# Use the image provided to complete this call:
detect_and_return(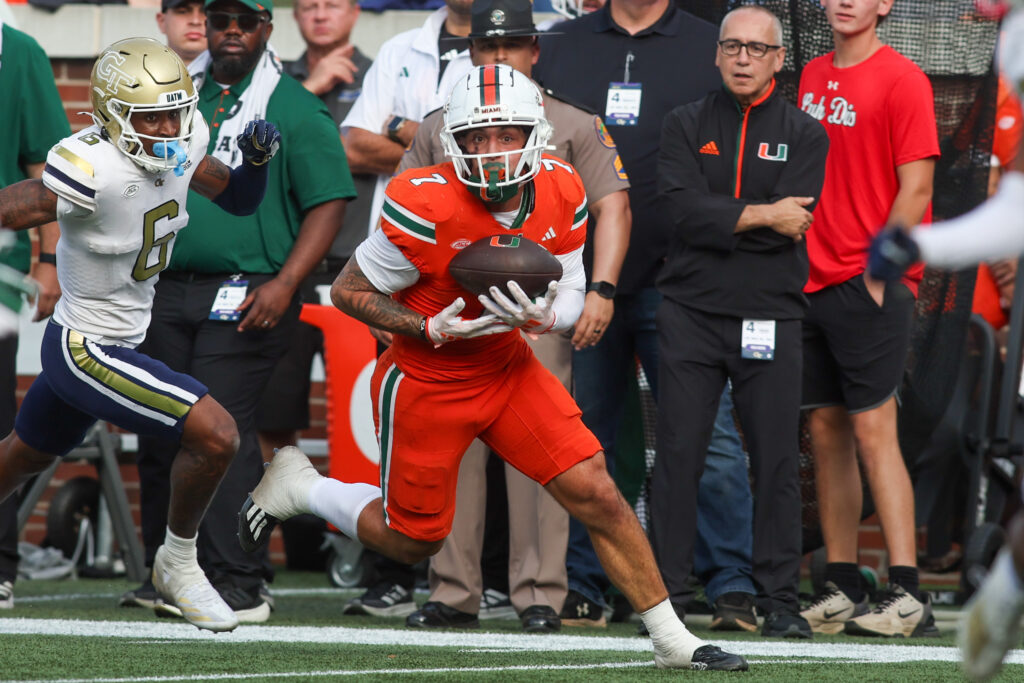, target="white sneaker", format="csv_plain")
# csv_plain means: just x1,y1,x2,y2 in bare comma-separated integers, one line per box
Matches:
960,549,1024,681
151,545,238,632
800,581,869,634
0,580,13,609
479,588,517,620
844,584,939,638
239,446,321,553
